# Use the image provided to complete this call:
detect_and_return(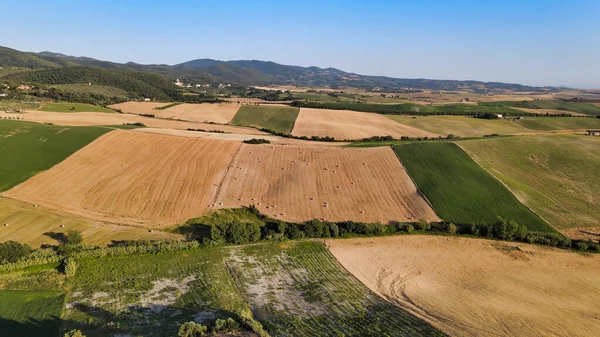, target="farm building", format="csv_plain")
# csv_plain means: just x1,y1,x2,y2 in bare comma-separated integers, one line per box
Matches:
585,130,600,136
